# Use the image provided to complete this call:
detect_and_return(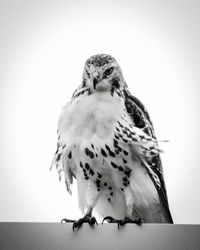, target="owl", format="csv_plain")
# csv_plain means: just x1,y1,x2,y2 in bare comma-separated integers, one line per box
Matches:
51,54,173,230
